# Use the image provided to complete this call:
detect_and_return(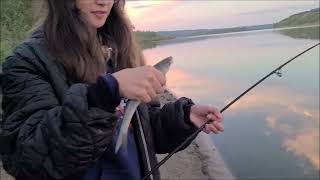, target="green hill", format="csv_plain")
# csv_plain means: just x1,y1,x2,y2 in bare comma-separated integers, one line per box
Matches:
274,8,320,28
